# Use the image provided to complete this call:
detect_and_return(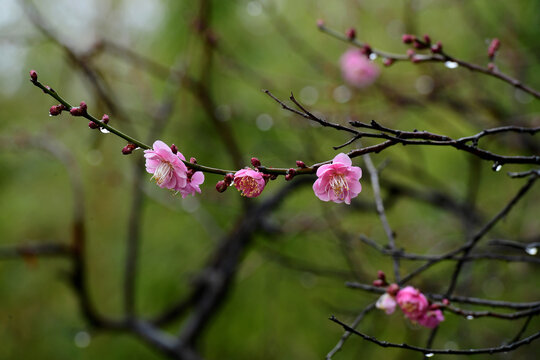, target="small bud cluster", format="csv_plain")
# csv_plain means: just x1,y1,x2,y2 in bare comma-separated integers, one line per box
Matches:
89,114,110,130
122,143,137,155
29,70,38,83
402,33,444,62
70,101,88,117
345,27,356,40
49,104,66,116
